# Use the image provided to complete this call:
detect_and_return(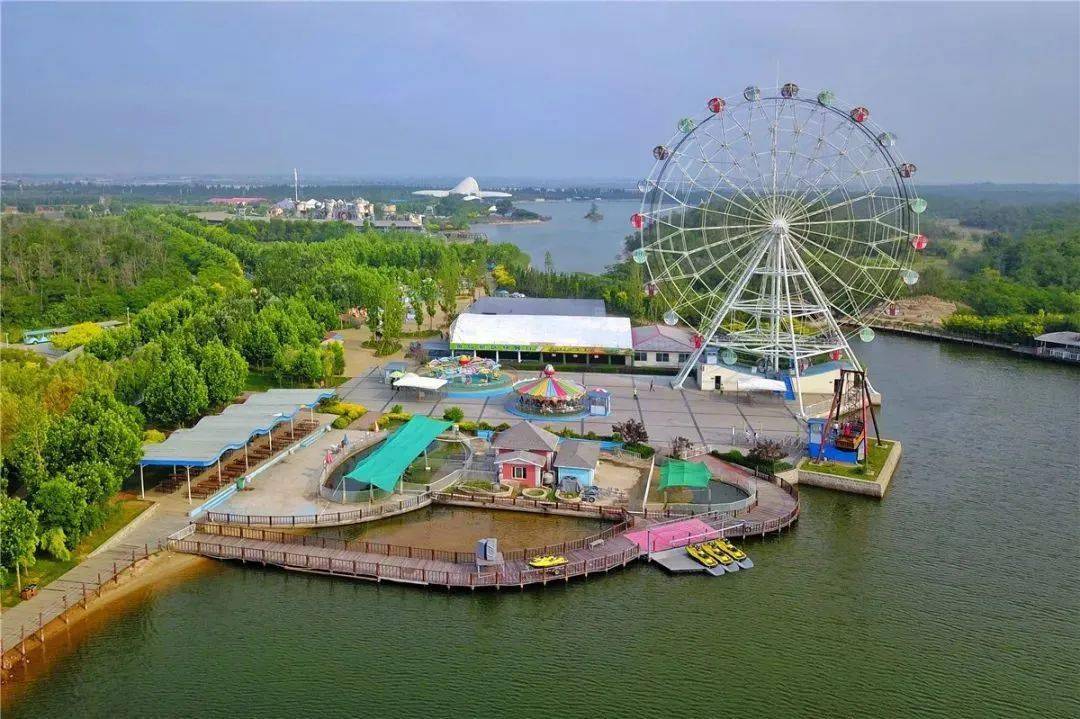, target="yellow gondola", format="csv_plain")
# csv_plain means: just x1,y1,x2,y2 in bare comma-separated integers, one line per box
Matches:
701,542,734,565
685,543,717,568
528,555,568,569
